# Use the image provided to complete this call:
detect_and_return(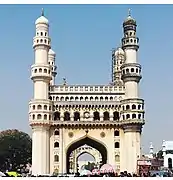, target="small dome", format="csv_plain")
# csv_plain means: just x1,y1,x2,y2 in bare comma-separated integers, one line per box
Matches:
35,16,49,25
48,49,56,56
123,9,136,26
115,47,124,56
